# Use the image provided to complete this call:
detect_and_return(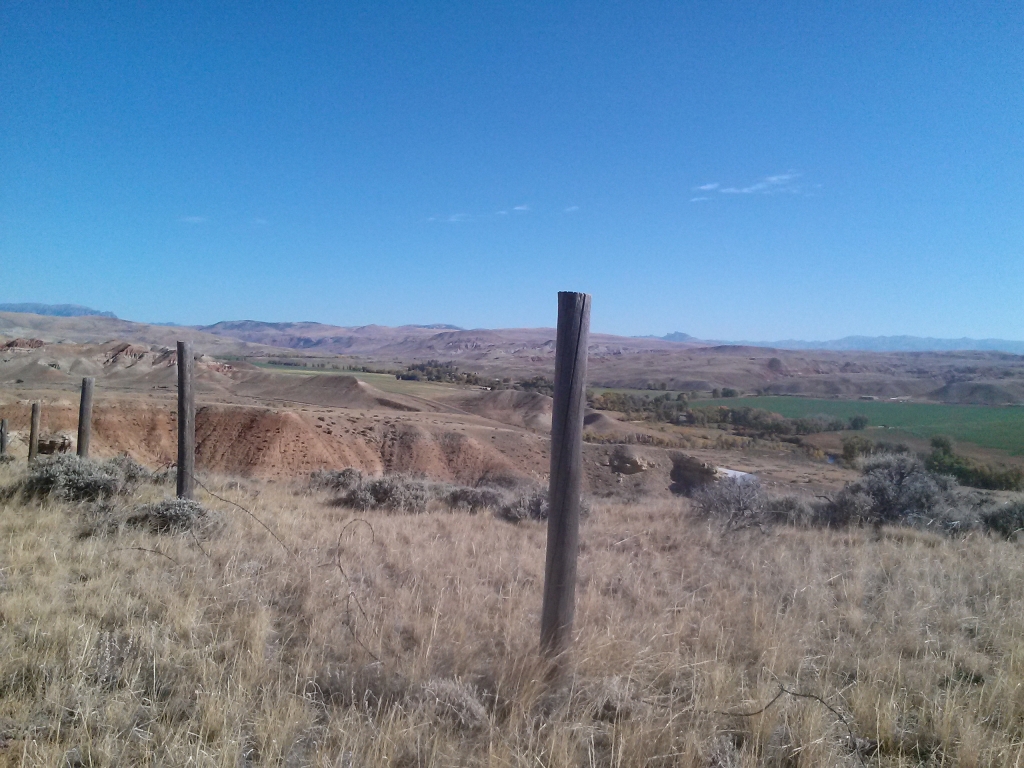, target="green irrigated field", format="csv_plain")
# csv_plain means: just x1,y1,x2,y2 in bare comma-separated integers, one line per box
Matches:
691,396,1024,455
